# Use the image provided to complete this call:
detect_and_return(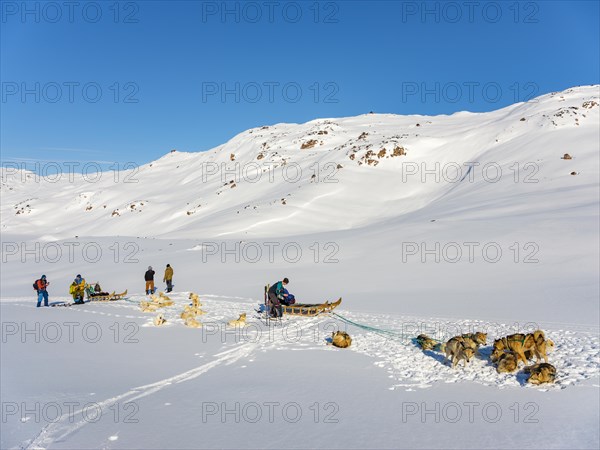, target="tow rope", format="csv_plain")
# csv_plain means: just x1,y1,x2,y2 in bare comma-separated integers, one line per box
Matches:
329,312,407,341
